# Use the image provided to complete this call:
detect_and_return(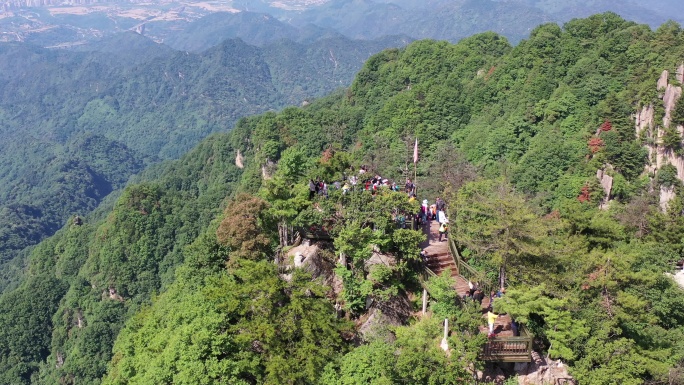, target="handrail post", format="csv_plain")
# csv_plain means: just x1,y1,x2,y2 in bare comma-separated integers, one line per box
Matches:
527,336,533,358
422,288,428,315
